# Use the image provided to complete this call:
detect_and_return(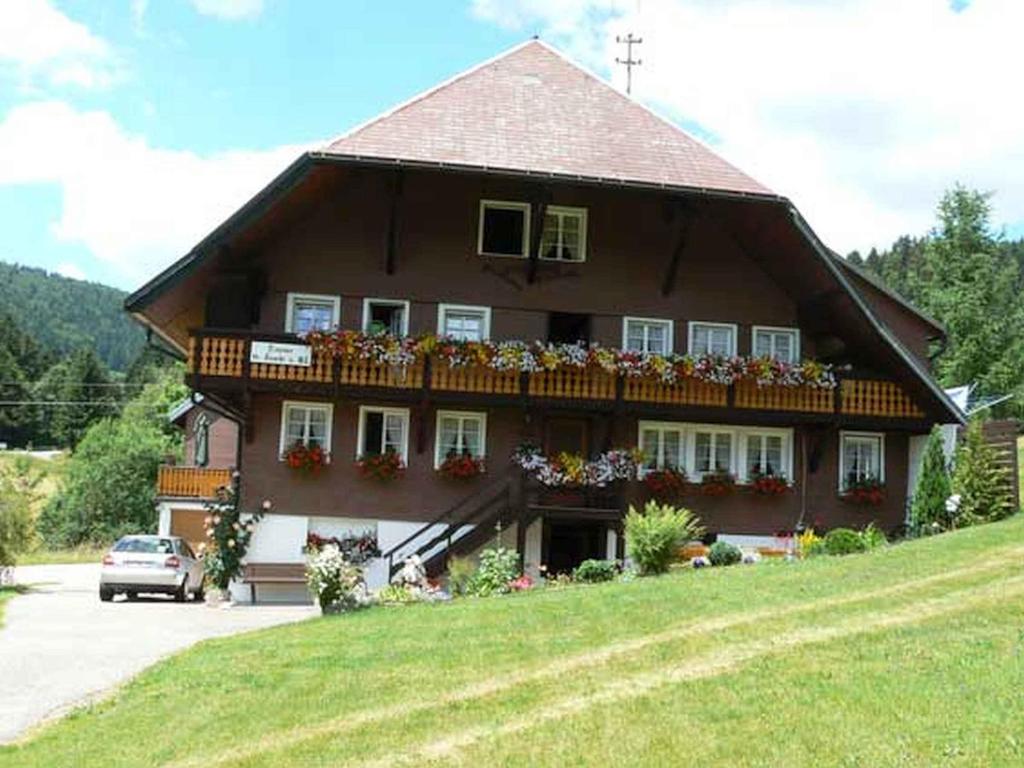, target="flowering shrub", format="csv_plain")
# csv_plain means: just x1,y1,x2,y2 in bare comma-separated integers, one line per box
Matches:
700,472,736,496
508,574,534,591
467,546,521,596
796,528,825,557
750,473,790,496
512,443,641,487
305,544,370,613
356,450,405,482
841,477,885,505
438,453,486,480
643,467,688,502
304,531,380,564
202,484,266,591
282,441,328,474
304,330,838,389
823,528,868,556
